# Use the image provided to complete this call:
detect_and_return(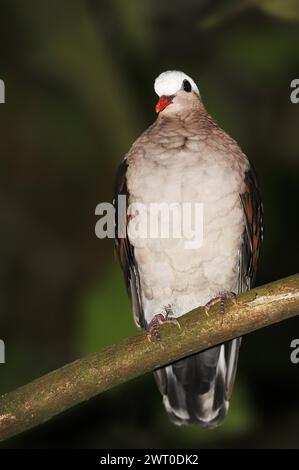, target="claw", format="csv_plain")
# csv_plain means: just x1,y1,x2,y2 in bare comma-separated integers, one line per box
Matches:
147,311,180,342
204,291,237,324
